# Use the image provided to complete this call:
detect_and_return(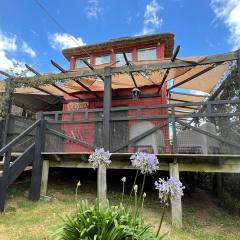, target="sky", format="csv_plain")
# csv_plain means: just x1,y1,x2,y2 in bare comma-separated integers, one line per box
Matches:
0,0,239,77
